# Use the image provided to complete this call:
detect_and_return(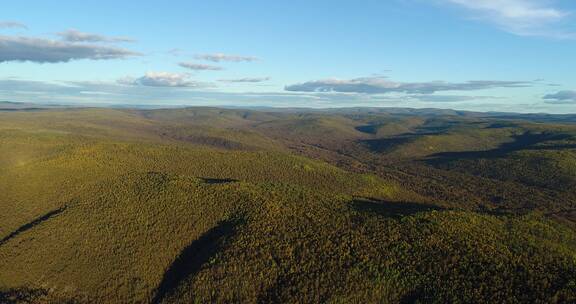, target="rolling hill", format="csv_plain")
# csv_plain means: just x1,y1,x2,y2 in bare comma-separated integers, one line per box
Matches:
1,105,575,303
